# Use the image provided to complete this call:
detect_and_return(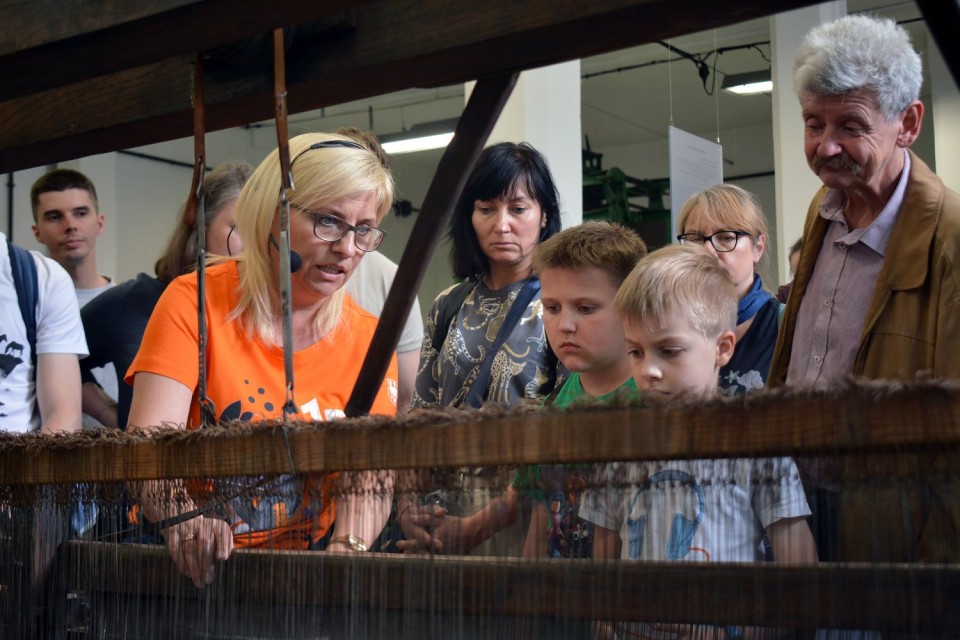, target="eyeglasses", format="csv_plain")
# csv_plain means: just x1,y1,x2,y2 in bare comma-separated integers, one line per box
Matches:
677,230,752,253
292,205,386,252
